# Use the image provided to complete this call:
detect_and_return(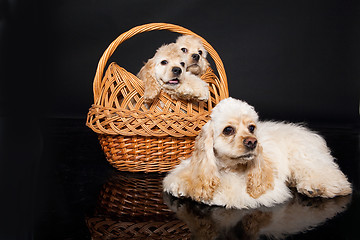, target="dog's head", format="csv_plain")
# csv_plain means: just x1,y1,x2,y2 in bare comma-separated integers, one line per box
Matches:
137,43,187,102
176,35,209,76
210,98,260,168
190,98,274,199
153,43,186,89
